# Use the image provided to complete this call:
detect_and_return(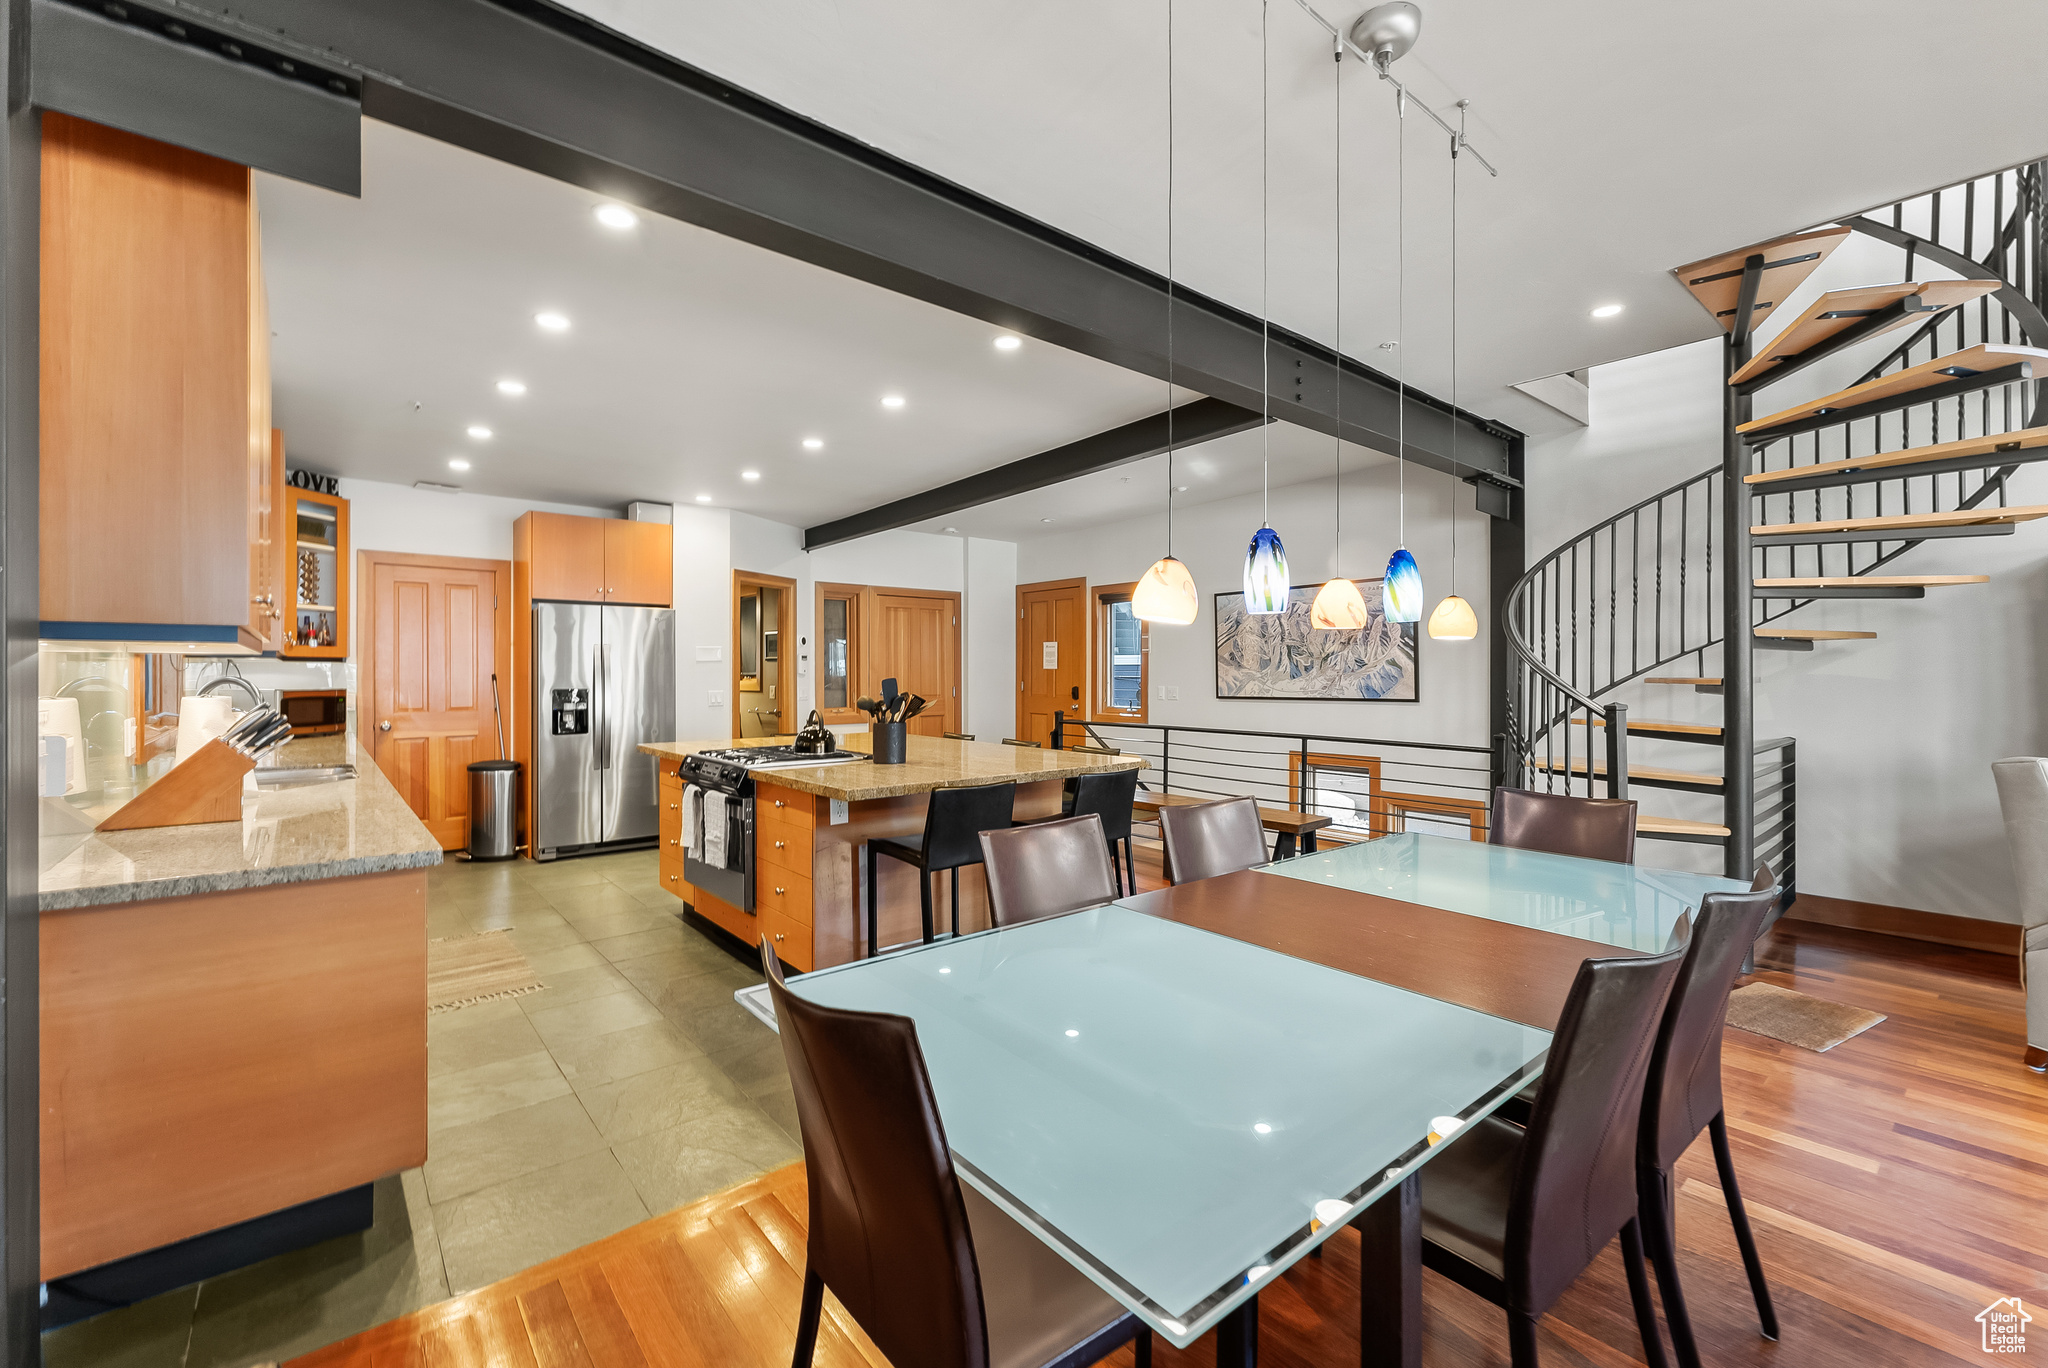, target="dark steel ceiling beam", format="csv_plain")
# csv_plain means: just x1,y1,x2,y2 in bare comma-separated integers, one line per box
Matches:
172,0,1520,486
802,398,1264,550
